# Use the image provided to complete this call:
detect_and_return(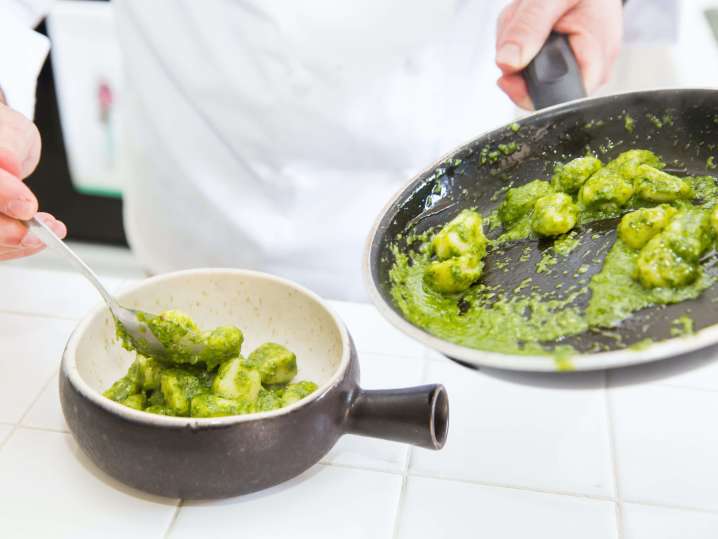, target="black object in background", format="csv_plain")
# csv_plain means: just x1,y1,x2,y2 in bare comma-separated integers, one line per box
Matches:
27,19,127,247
